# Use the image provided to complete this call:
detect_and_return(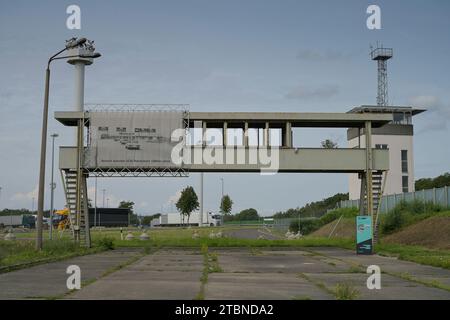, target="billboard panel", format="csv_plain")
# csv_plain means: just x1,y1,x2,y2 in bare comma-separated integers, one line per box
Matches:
356,215,373,255
85,110,184,168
